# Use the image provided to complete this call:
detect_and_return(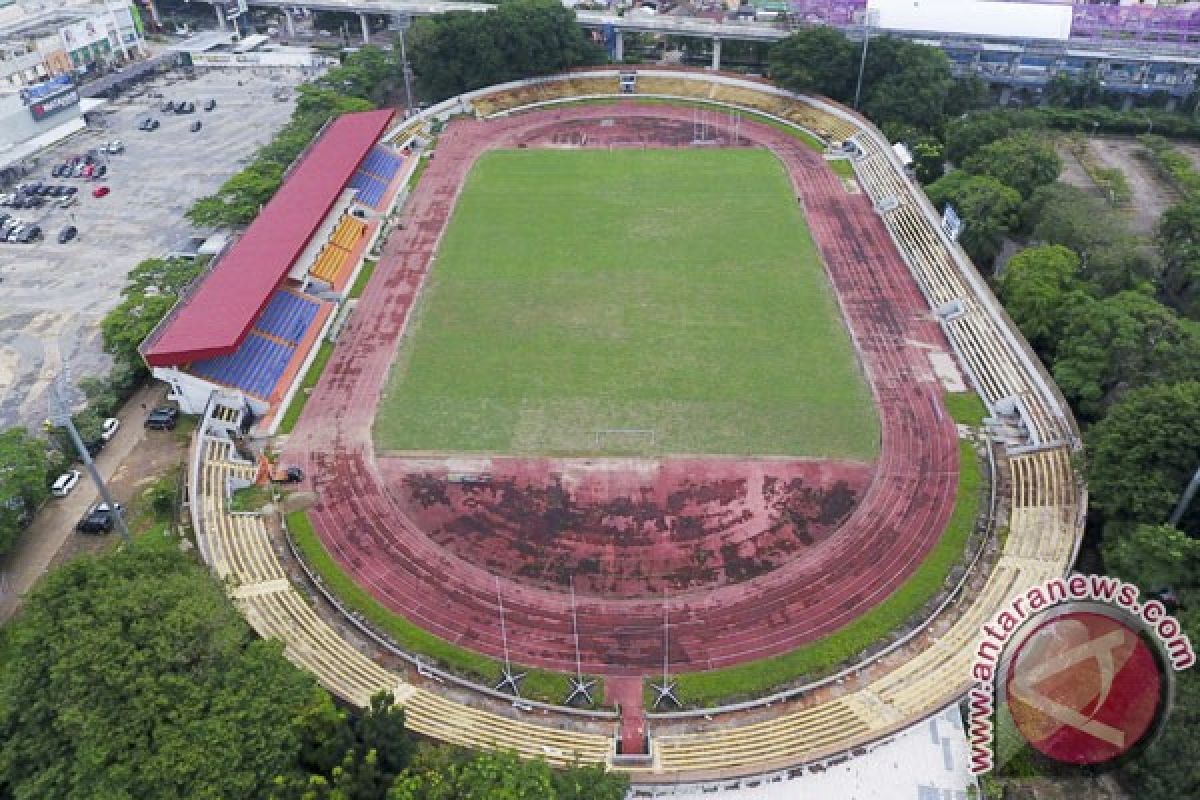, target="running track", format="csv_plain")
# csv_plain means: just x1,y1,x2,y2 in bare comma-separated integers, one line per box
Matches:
284,104,960,679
